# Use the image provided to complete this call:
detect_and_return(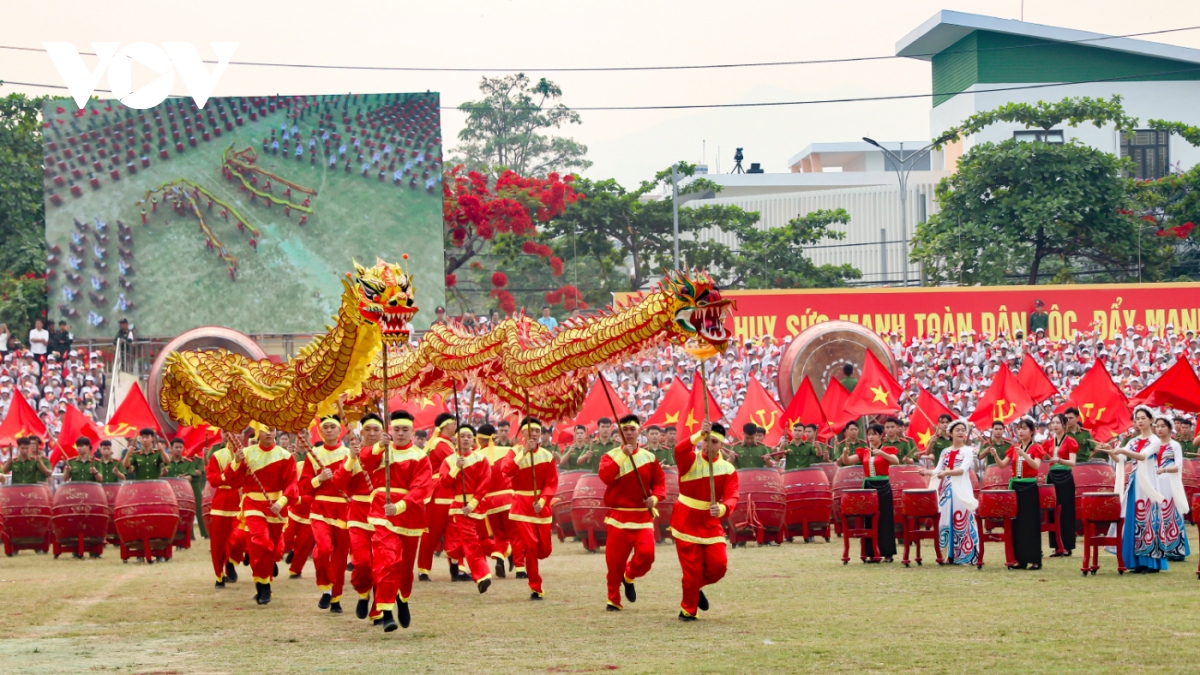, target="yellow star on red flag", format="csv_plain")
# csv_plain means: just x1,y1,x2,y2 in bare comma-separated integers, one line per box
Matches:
870,386,889,404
